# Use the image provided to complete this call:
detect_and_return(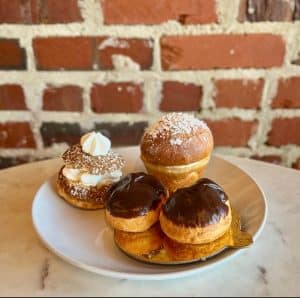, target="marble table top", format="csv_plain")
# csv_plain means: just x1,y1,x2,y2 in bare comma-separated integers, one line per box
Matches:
0,153,299,297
